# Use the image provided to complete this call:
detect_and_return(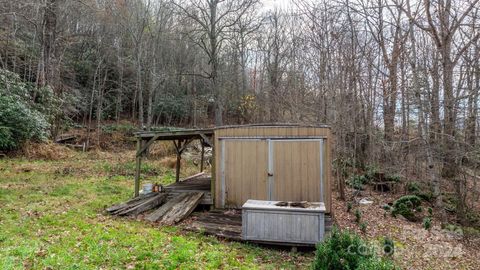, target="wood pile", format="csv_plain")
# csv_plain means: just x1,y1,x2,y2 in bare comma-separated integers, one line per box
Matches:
106,191,203,225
